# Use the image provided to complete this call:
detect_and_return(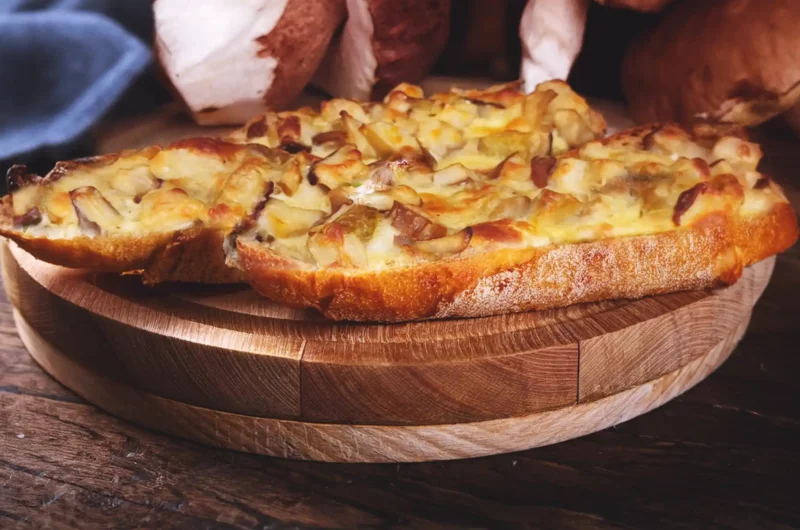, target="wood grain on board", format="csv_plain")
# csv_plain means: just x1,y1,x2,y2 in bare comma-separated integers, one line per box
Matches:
578,259,773,401
12,305,749,463
0,238,773,461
